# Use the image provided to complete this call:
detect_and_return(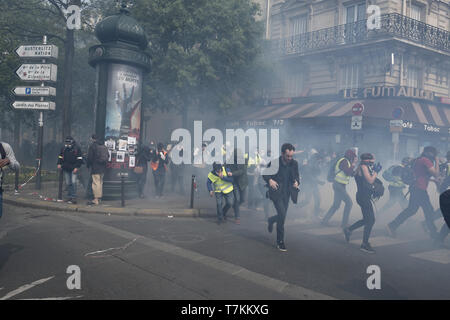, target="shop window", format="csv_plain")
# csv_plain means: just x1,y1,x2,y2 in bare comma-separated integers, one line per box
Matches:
339,63,360,90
